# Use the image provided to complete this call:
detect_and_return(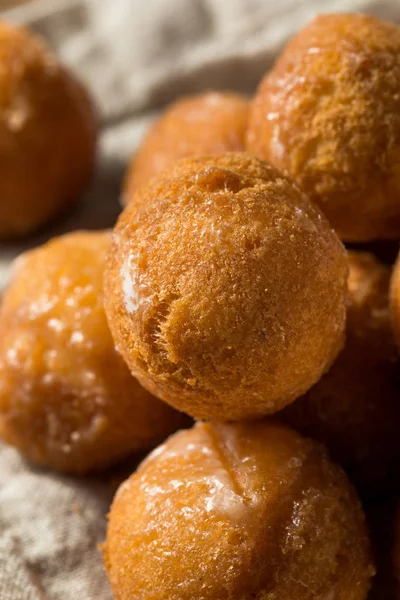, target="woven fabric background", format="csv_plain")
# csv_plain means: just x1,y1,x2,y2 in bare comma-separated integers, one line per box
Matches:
0,0,400,597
